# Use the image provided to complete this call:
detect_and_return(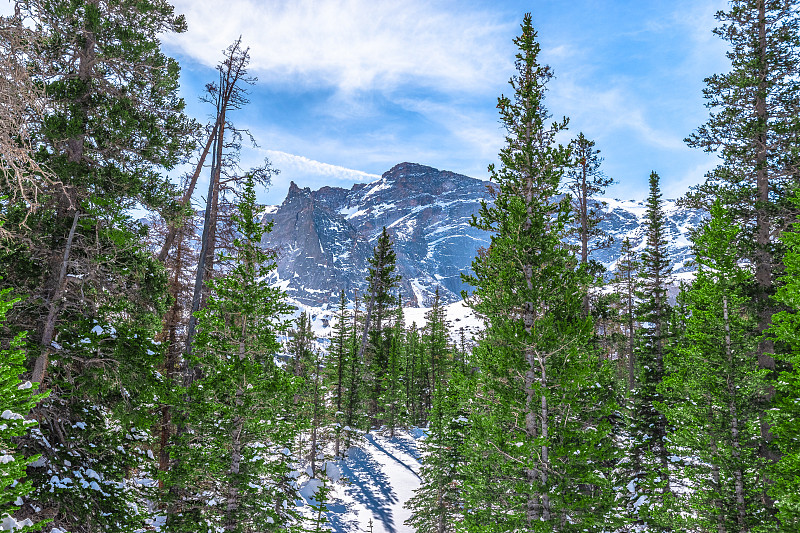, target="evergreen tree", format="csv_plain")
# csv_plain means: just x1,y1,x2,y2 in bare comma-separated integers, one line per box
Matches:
164,176,300,532
380,295,408,437
404,322,425,426
0,1,194,530
289,312,316,381
423,288,450,413
359,227,401,428
662,201,765,531
565,132,613,316
0,285,47,531
327,290,350,458
405,368,470,533
342,291,366,448
614,237,640,395
685,3,800,503
460,14,620,531
629,171,675,529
